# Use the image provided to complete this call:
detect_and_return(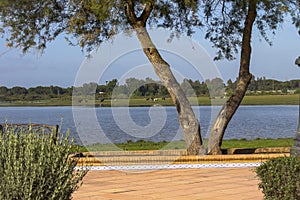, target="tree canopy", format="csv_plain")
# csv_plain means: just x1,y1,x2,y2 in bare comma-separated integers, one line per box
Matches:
1,0,298,57
203,0,300,60
0,0,202,53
